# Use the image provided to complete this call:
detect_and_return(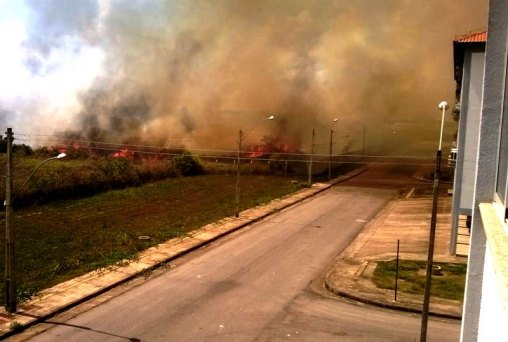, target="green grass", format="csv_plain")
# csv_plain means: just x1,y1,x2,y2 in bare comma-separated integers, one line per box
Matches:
372,260,467,301
0,152,351,303
0,174,303,302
